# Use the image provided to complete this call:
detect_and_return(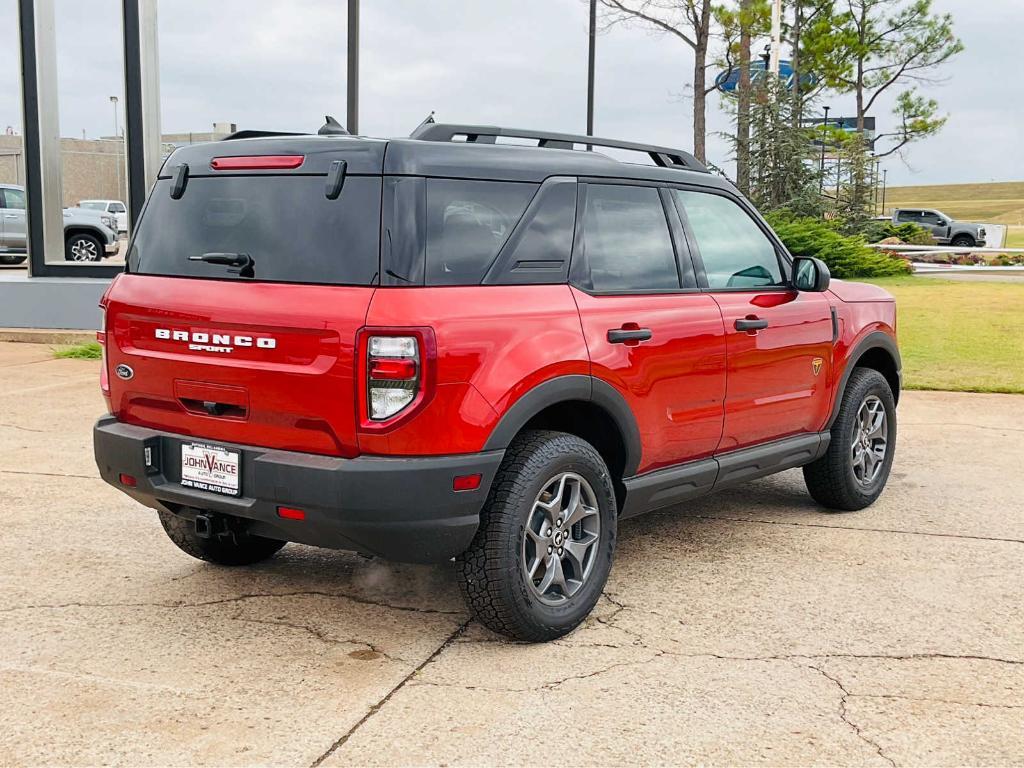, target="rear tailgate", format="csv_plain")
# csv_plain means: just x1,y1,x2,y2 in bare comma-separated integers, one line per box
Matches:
105,275,372,456
105,139,385,457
